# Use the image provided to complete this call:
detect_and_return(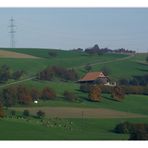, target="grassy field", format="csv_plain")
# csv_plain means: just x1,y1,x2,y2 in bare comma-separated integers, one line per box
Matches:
1,117,148,140
0,48,148,140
